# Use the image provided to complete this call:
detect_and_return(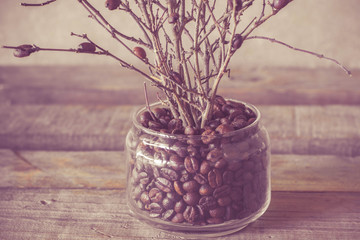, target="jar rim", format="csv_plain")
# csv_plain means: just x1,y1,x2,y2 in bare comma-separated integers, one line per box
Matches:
132,99,261,139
